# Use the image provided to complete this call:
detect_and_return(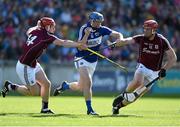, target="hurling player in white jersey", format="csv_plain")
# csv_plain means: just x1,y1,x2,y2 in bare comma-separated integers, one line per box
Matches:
54,12,123,115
